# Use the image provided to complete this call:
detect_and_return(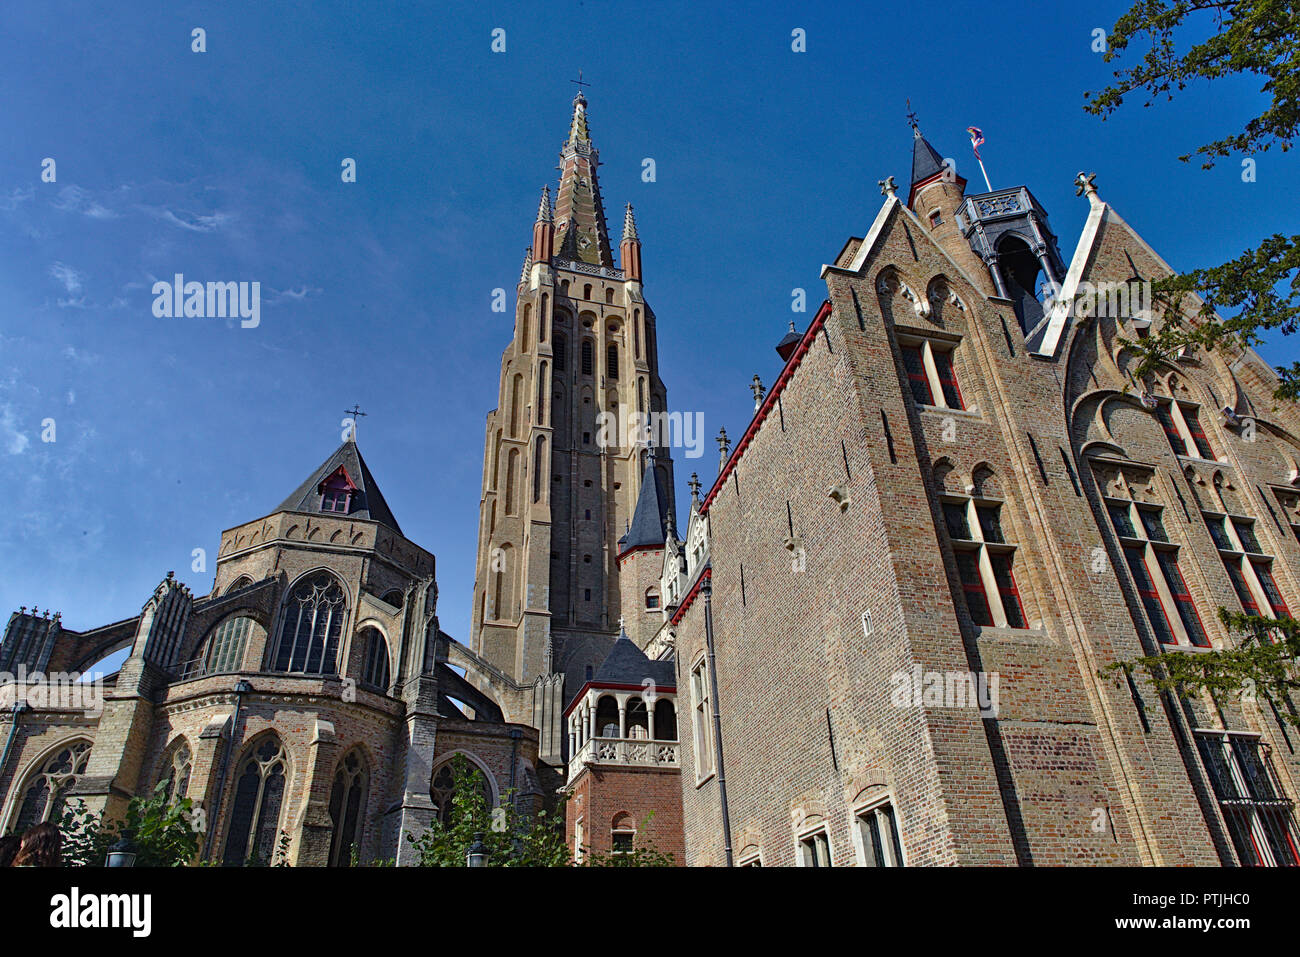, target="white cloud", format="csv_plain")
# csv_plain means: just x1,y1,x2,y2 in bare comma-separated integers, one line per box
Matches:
1,405,29,455
52,185,118,220
49,261,84,295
